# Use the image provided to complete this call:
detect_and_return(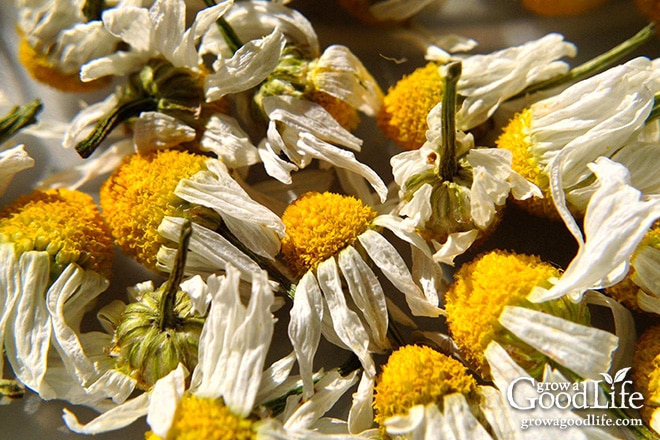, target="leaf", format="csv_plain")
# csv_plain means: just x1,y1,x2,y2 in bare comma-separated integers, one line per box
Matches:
600,372,613,384
613,367,631,383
